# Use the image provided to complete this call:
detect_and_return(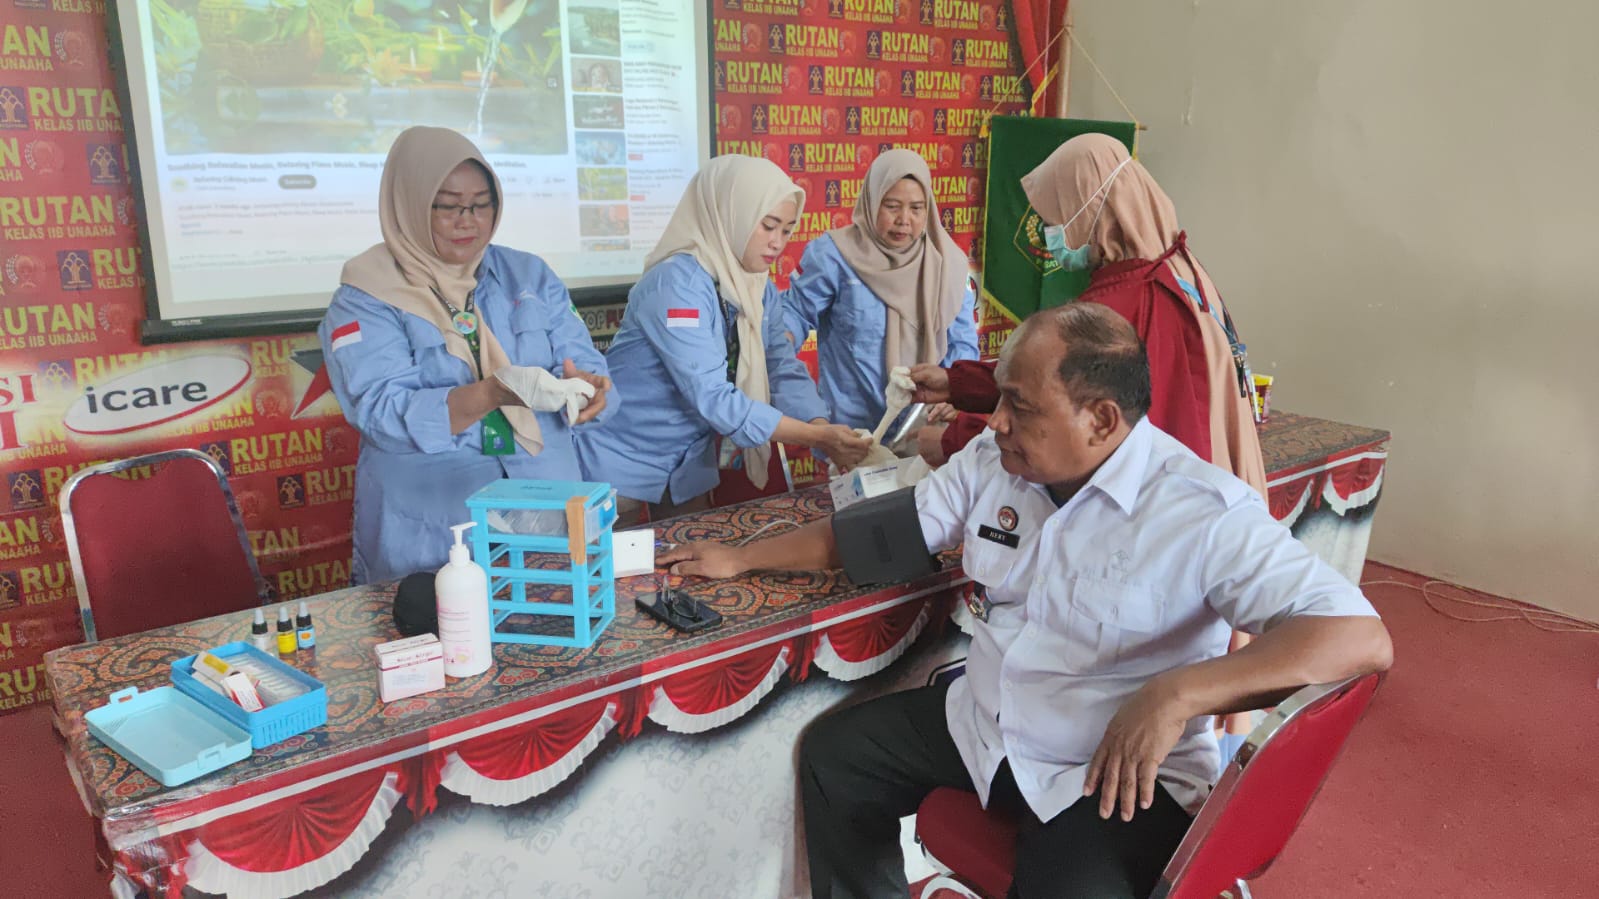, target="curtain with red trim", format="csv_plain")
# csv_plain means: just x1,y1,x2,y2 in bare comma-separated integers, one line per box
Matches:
822,600,929,664
657,642,789,714
1267,456,1386,528
192,768,389,872
452,699,614,780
